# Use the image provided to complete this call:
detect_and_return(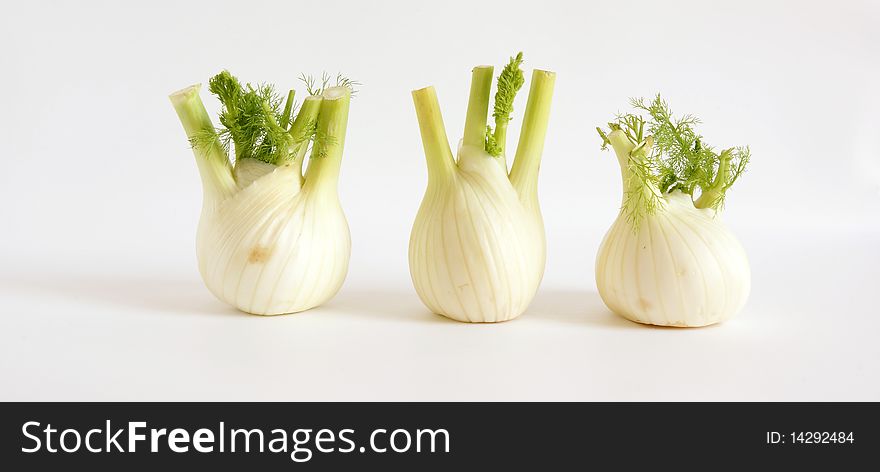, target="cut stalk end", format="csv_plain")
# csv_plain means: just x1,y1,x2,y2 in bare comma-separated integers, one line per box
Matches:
413,86,455,181
169,83,236,201
322,86,350,100
169,83,201,102
168,84,237,199
169,84,208,138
